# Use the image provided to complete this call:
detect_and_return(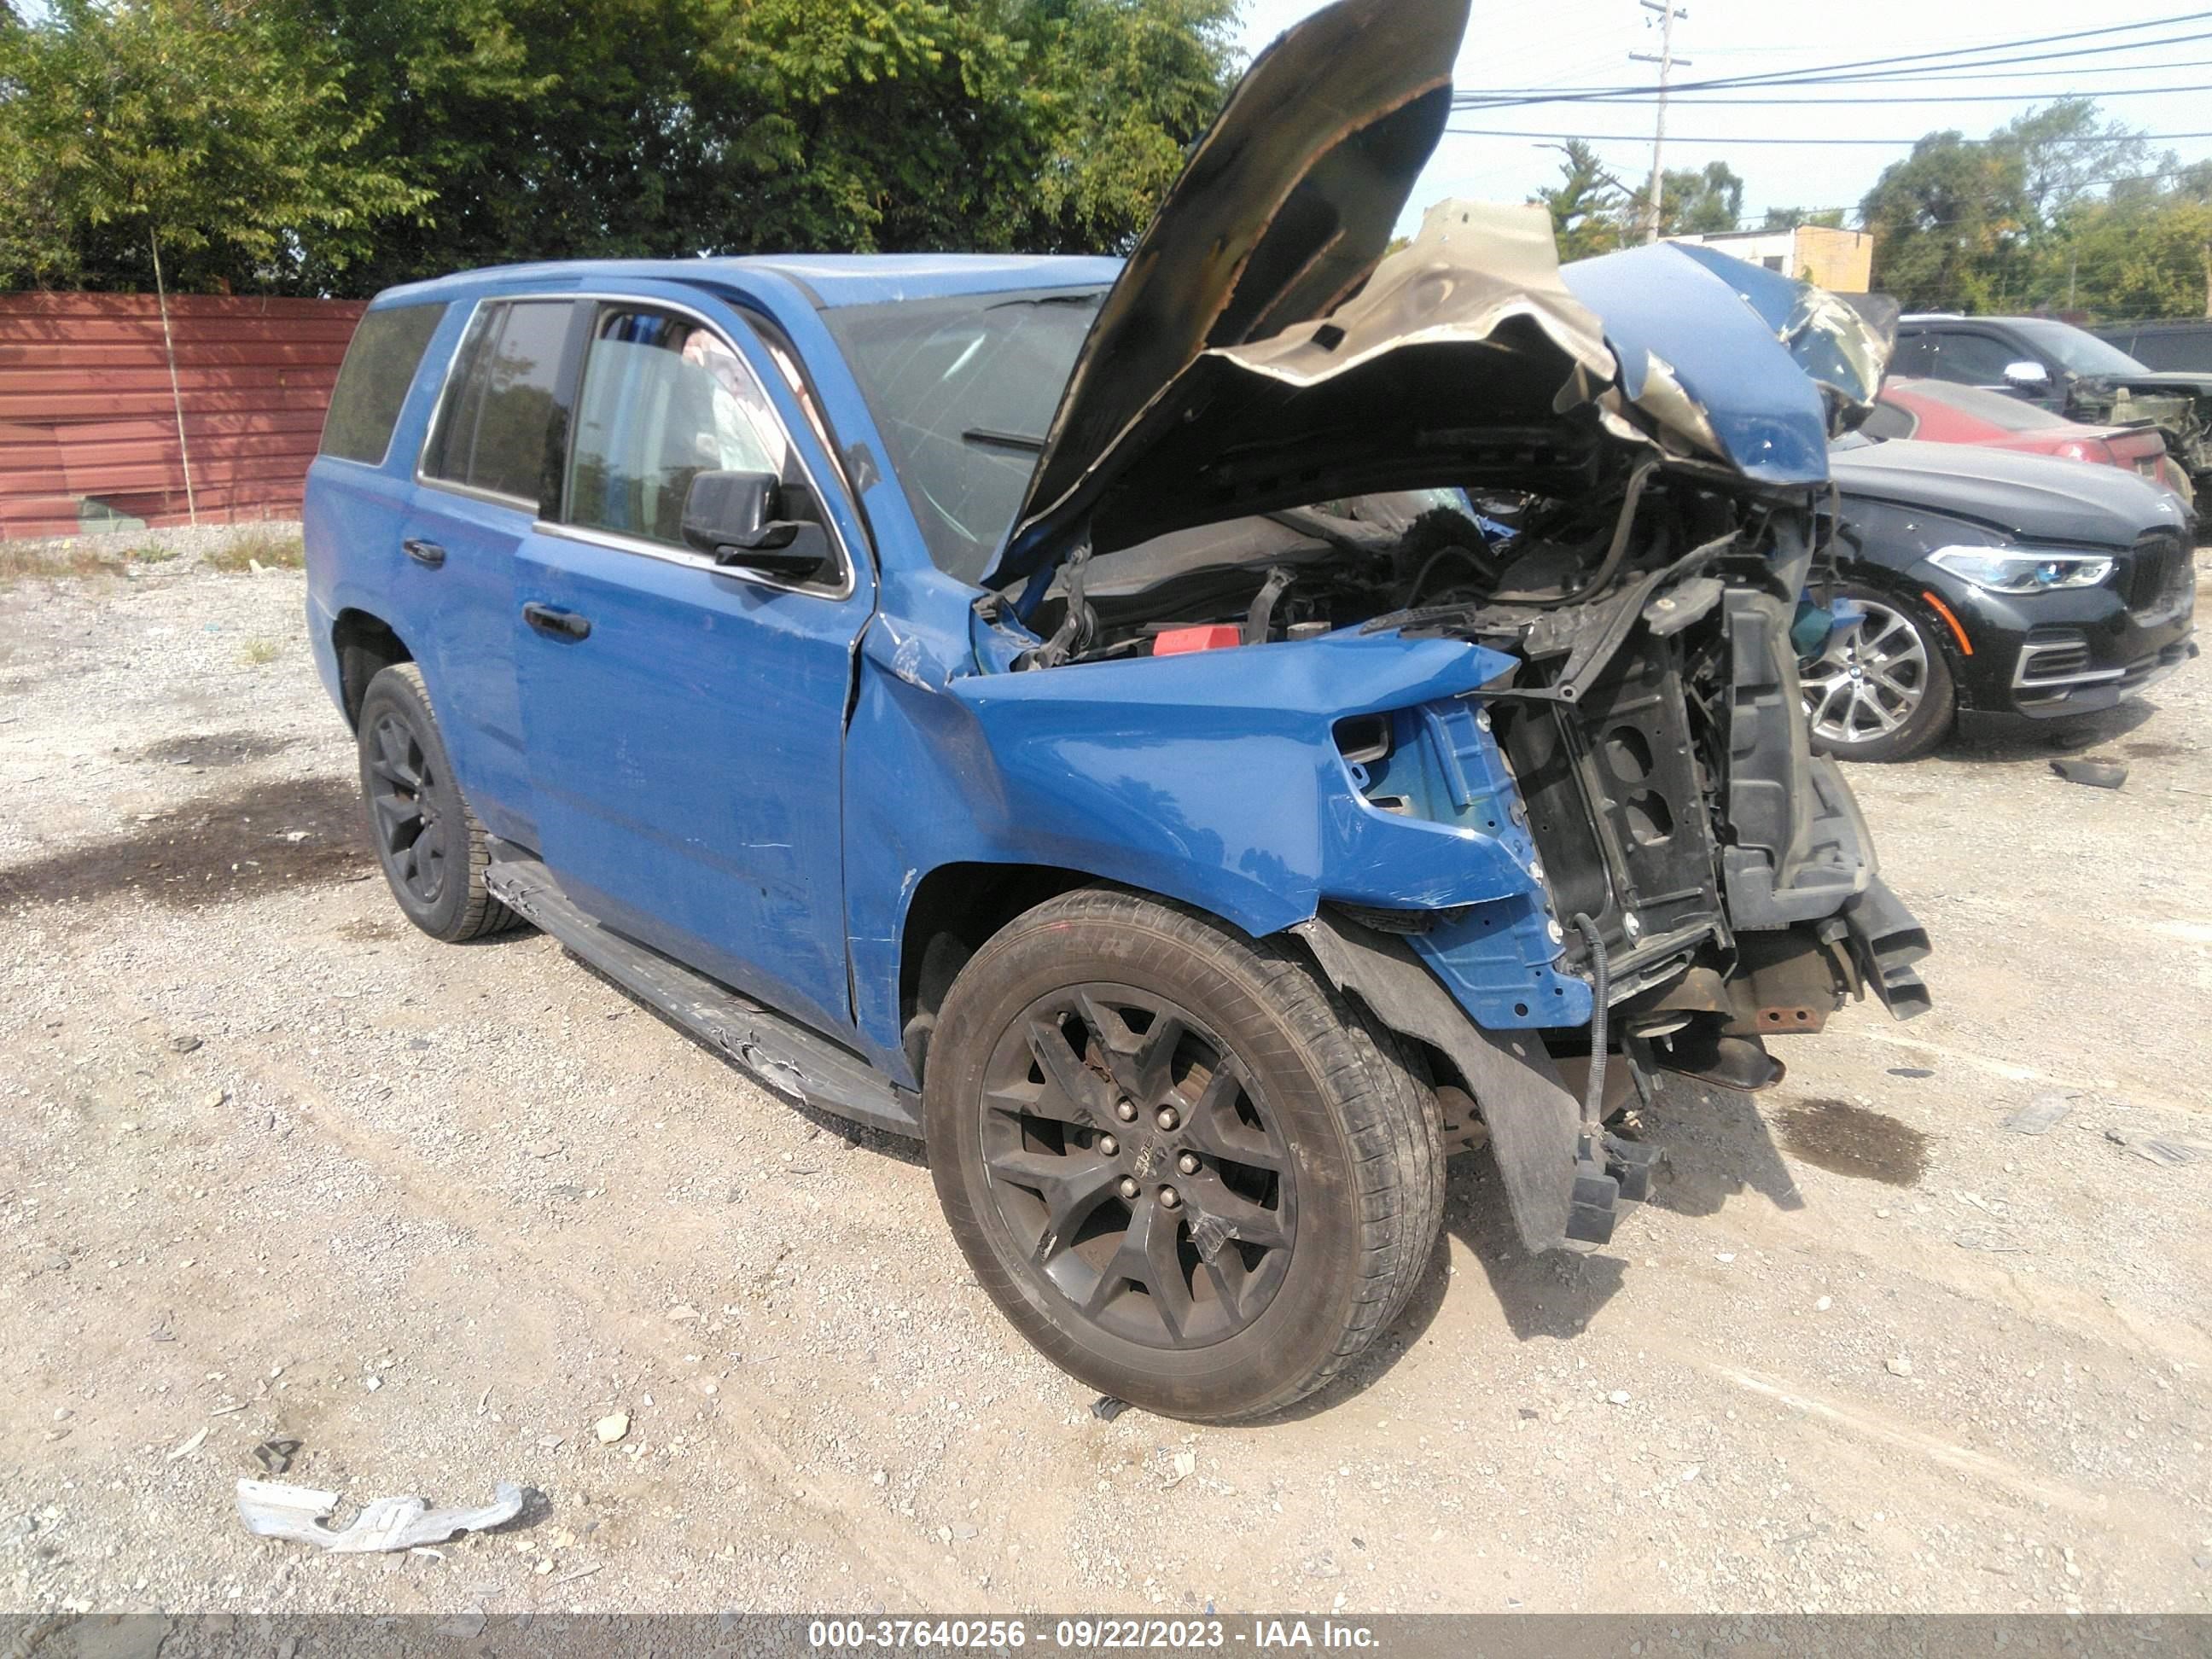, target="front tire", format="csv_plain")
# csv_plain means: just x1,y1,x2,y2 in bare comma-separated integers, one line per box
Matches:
1801,584,1956,763
925,888,1442,1423
354,663,519,942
